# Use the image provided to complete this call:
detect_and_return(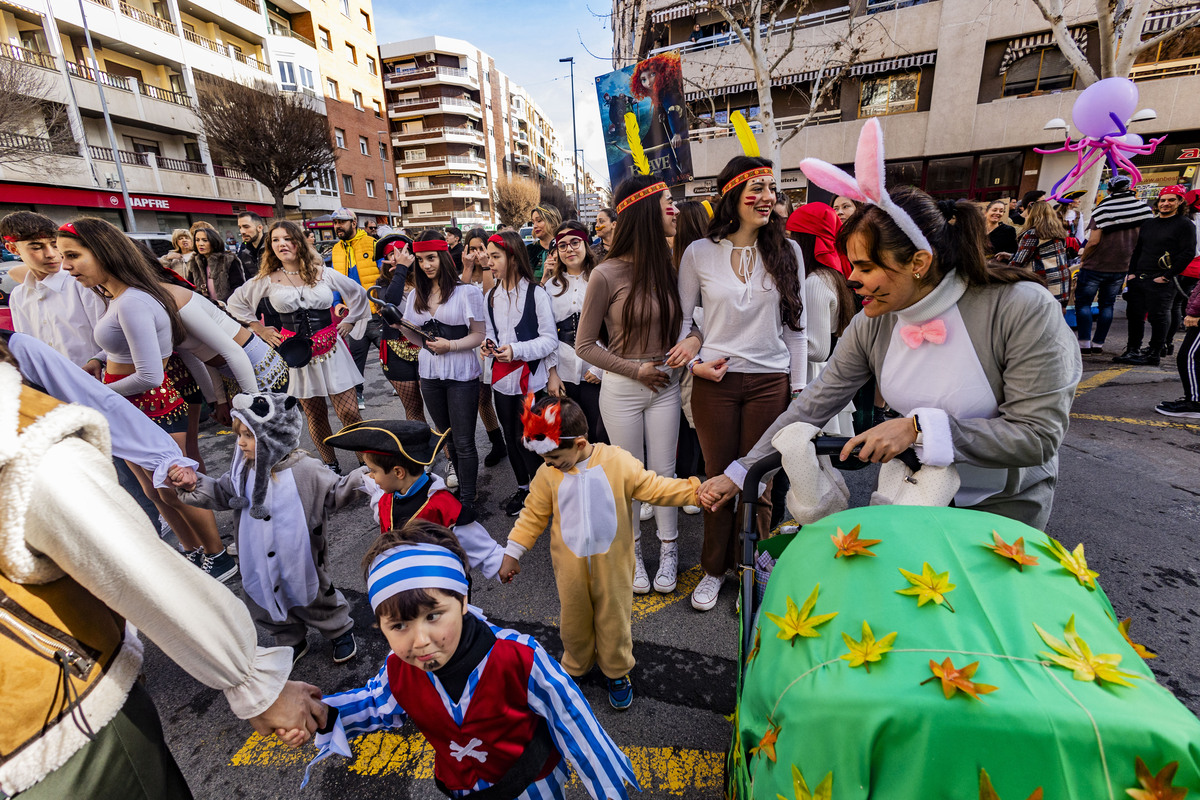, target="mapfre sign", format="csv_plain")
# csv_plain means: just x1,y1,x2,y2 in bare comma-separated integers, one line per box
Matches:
130,196,172,209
